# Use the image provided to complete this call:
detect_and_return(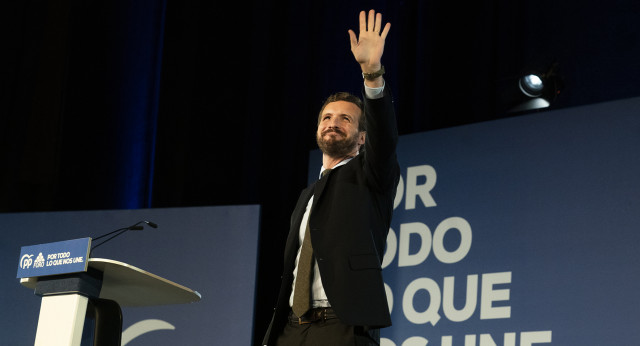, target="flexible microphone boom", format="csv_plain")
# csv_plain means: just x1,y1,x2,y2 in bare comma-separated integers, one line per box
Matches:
90,220,158,255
